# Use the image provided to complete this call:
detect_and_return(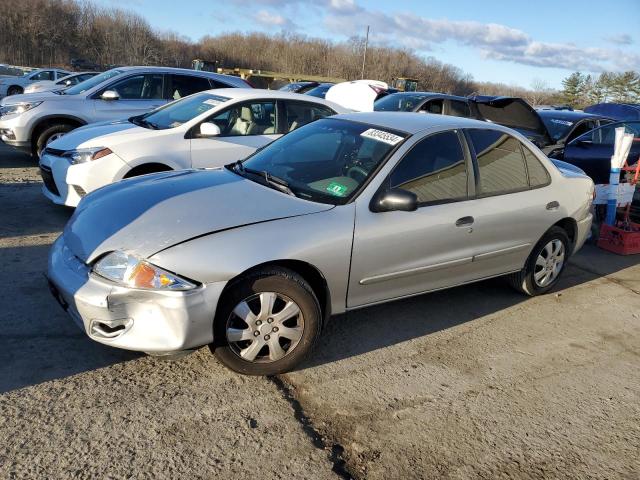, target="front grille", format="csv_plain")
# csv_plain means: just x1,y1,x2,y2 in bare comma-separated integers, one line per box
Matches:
39,165,60,196
43,147,66,157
